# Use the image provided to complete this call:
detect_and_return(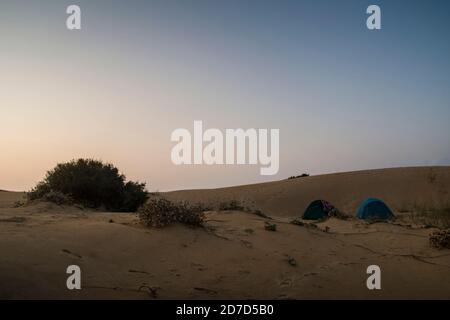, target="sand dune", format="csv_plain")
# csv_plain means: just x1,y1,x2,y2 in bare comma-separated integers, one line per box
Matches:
0,167,449,299
164,166,450,218
0,190,26,209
